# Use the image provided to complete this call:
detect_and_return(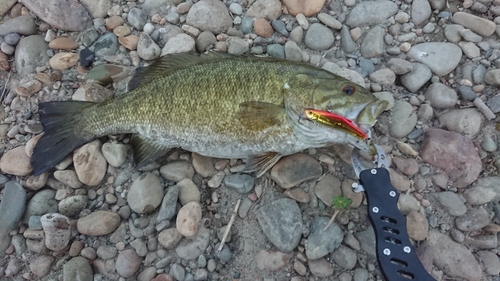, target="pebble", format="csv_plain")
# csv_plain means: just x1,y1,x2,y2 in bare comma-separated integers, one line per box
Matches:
127,8,147,31
304,23,334,51
128,173,164,214
484,69,500,86
271,19,288,36
49,37,78,49
138,267,157,281
54,170,83,189
137,33,161,60
354,227,376,258
29,255,55,277
229,3,243,15
331,244,357,269
4,33,21,45
161,33,195,55
452,12,496,37
157,185,180,222
340,25,356,53
118,35,139,50
247,0,281,20
116,249,142,278
283,188,310,203
400,63,432,93
255,250,290,271
73,140,107,186
423,22,435,33
296,13,309,30
175,227,211,260
455,208,490,232
72,83,114,102
459,41,480,59
317,13,342,29
227,37,249,55
63,257,93,281
420,129,482,188
92,32,118,57
444,24,464,43
411,0,432,25
195,31,216,52
346,1,398,27
308,257,334,277
77,211,121,236
390,101,417,138
0,182,26,254
306,217,343,260
240,17,254,34
407,42,462,76
387,58,413,75
130,239,148,257
459,29,482,43
176,201,202,237
406,211,428,241
158,228,183,249
477,251,500,276
160,160,194,182
439,108,483,136
431,191,467,216
16,35,50,76
186,0,232,34
283,0,325,17
285,41,303,61
270,154,322,189
191,153,214,177
58,195,87,217
102,142,127,167
23,189,58,225
481,136,497,152
314,174,341,207
178,178,201,205
169,263,186,280
0,146,32,176
96,245,117,260
369,68,395,84
266,44,285,59
425,83,458,109
256,198,303,252
0,43,14,55
40,213,71,251
457,85,477,101
360,26,385,59
0,15,37,36
224,174,254,194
